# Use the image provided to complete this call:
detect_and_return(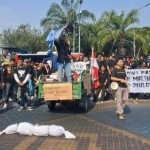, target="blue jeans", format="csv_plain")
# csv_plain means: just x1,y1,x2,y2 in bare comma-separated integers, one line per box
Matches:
58,62,72,82
17,85,31,107
3,82,17,103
